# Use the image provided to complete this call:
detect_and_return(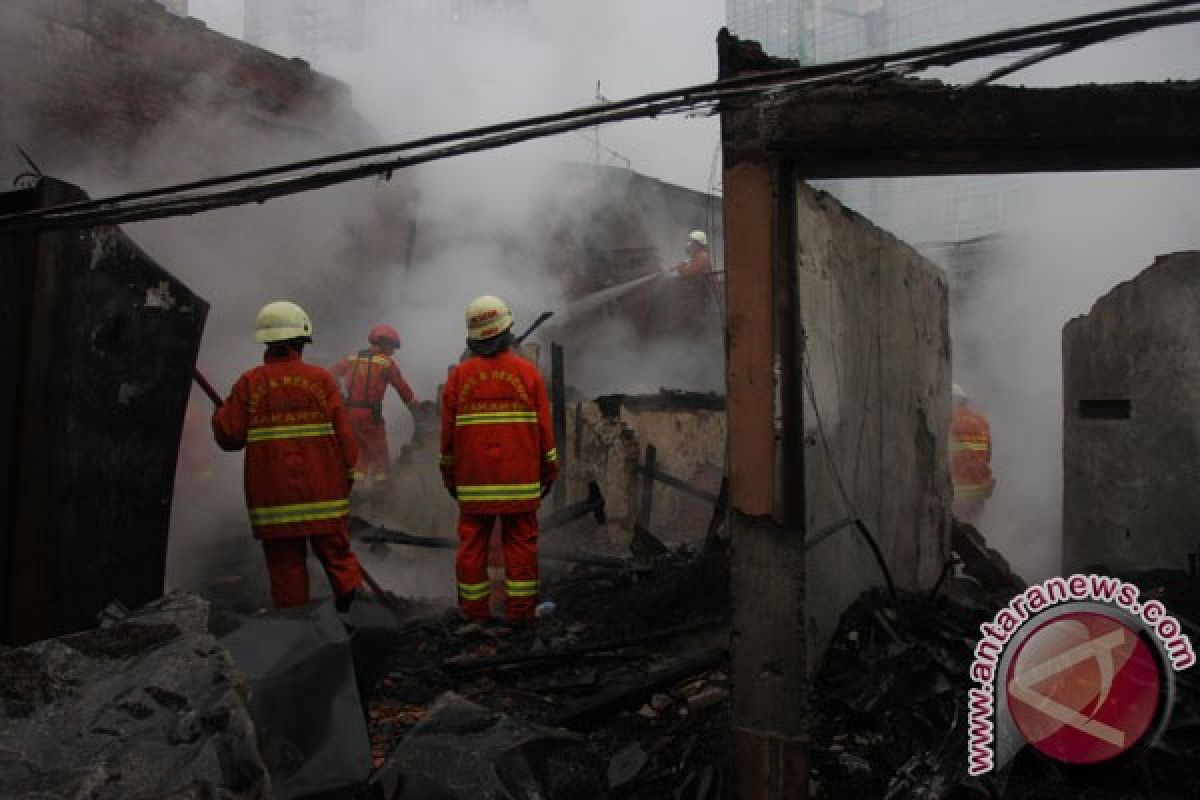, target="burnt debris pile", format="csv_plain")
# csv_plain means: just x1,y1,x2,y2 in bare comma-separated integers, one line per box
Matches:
0,593,270,800
812,574,1200,800
812,589,990,799
366,547,732,799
